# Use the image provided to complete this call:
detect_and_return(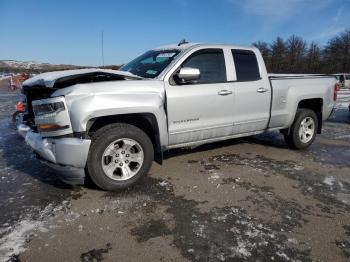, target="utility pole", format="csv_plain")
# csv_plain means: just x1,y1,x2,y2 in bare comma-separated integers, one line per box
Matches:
101,30,105,67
